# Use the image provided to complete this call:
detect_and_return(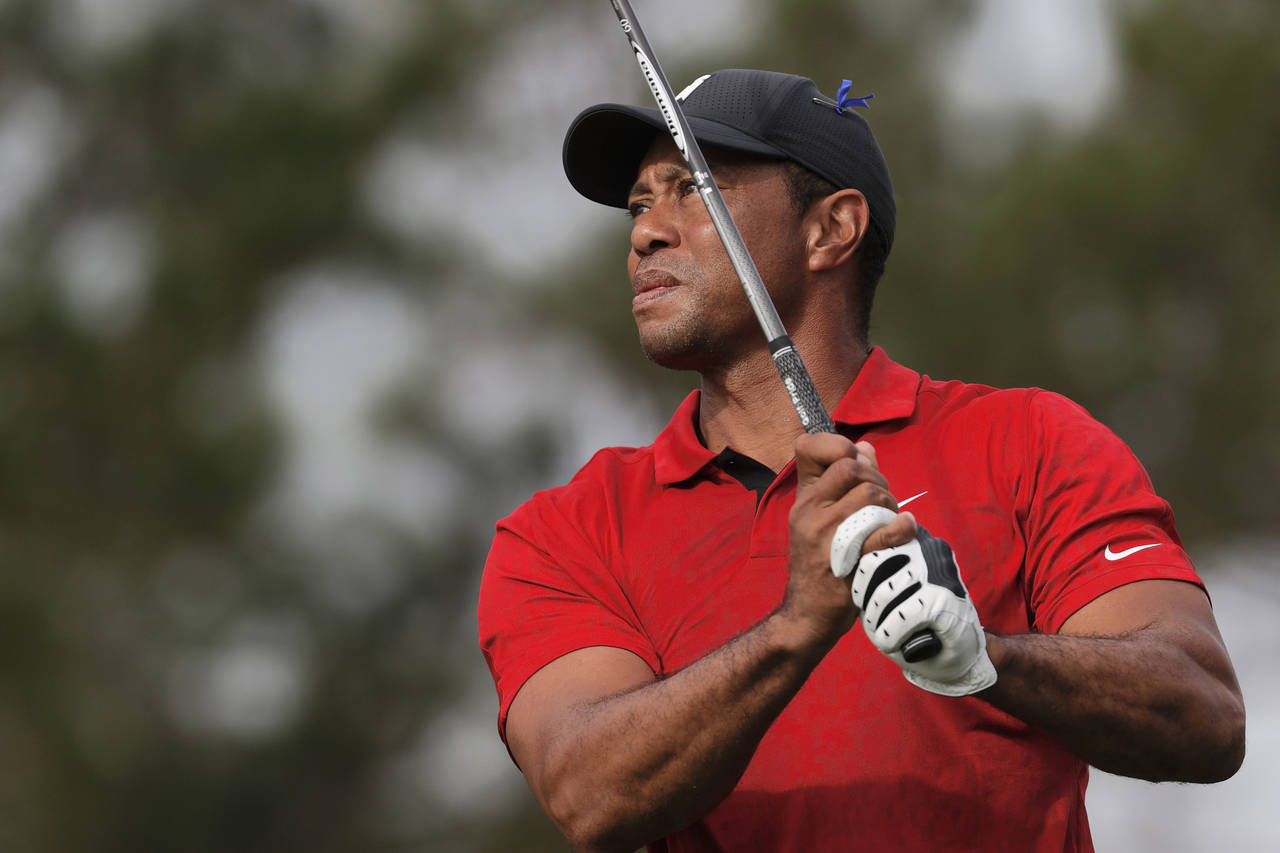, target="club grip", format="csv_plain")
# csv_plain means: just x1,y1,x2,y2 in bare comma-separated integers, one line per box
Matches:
902,629,942,662
768,334,937,657
769,338,835,434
